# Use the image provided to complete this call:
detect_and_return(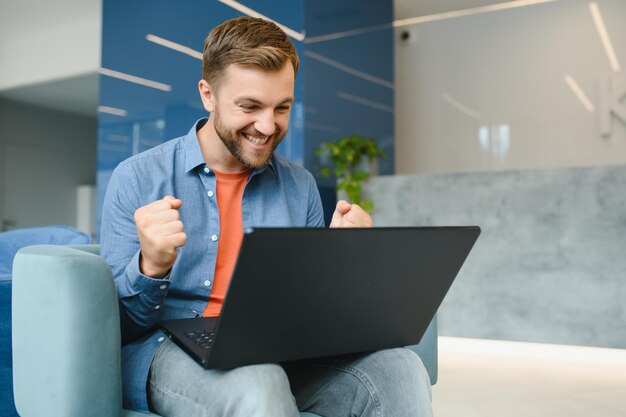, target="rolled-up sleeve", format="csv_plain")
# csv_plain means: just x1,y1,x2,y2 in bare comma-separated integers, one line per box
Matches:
100,165,171,341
